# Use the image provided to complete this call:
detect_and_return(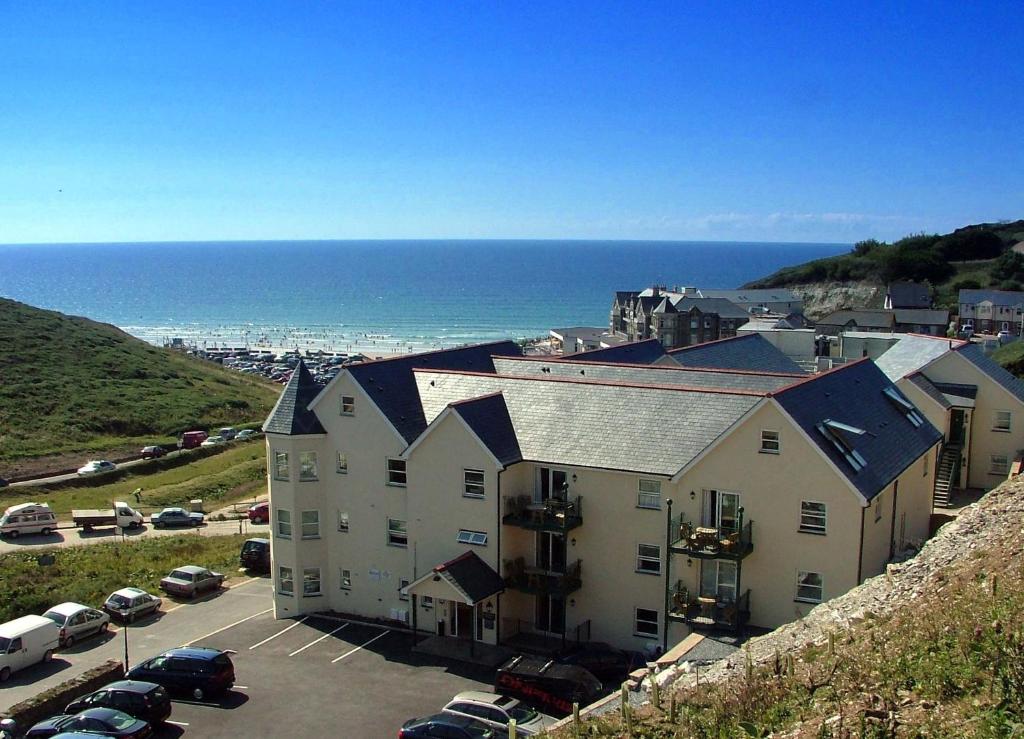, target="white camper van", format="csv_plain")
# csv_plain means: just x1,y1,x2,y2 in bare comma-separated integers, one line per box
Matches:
0,615,60,681
0,502,57,538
